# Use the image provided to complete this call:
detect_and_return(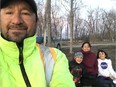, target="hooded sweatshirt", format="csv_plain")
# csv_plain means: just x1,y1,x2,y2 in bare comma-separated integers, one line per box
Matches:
81,50,98,75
